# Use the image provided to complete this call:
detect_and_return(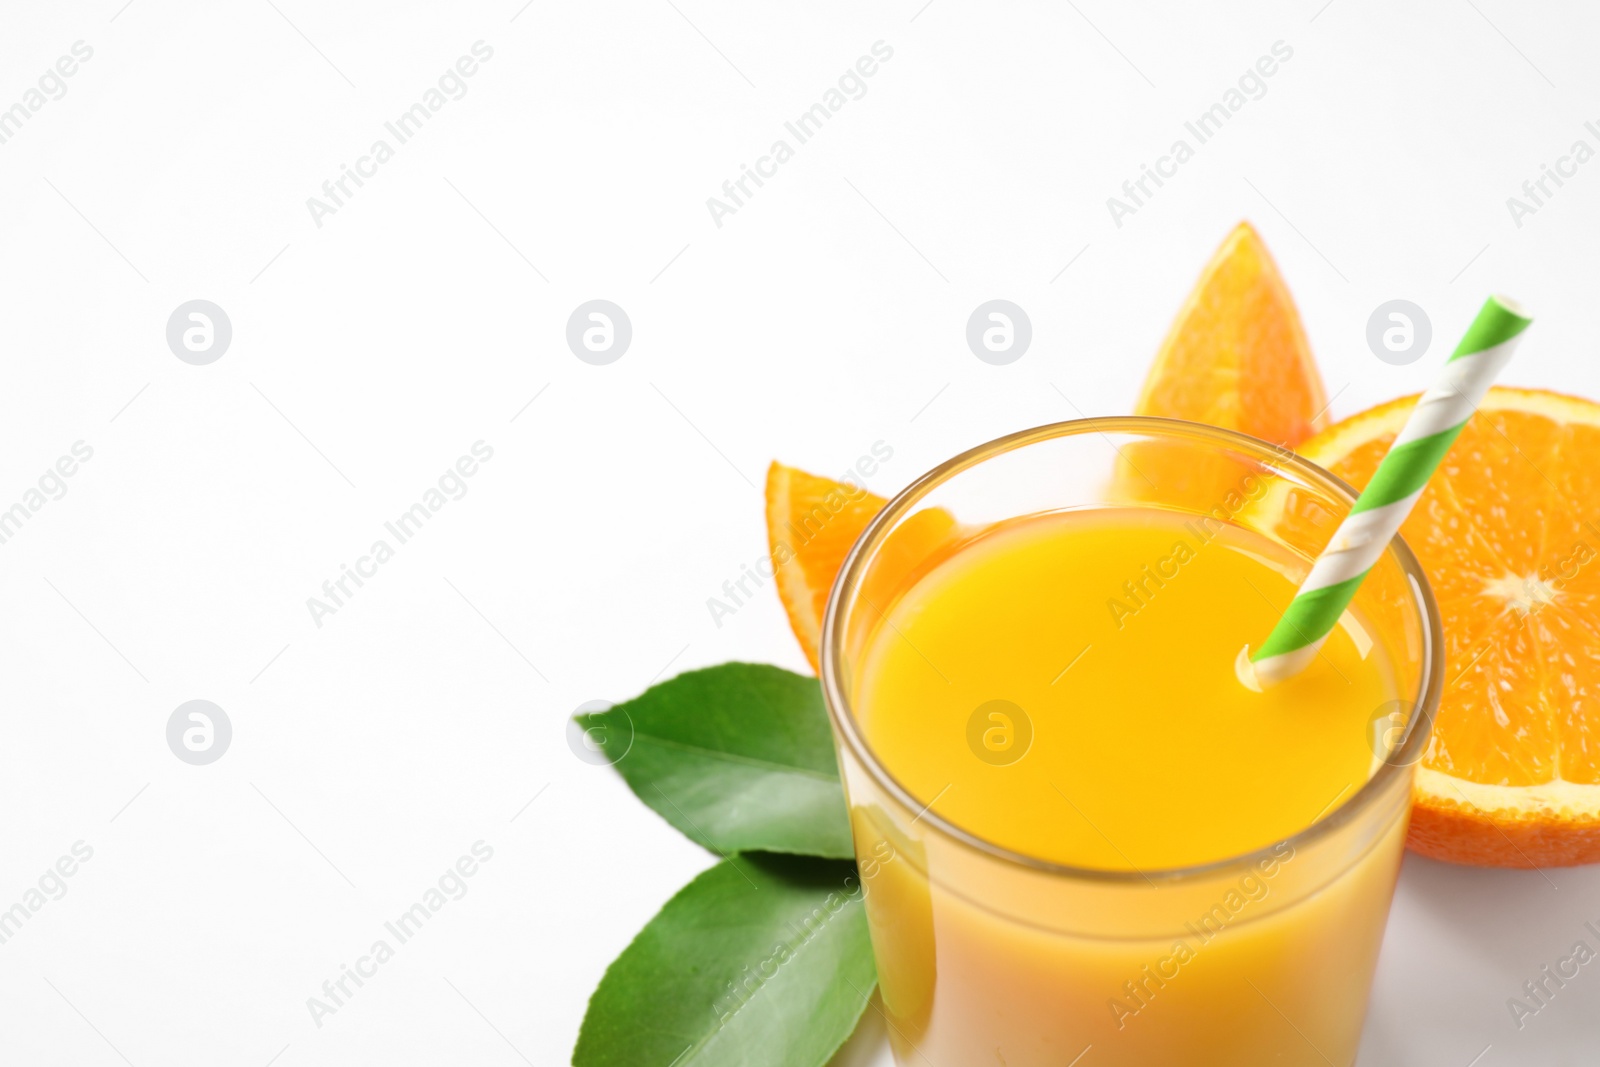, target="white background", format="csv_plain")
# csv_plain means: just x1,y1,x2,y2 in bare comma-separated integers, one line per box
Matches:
1,1,1598,1064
